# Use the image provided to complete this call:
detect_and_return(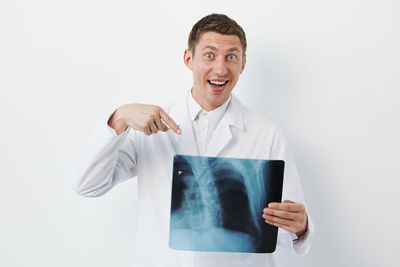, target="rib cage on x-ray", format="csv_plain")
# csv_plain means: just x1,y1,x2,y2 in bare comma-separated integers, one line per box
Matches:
170,154,284,253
